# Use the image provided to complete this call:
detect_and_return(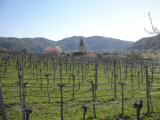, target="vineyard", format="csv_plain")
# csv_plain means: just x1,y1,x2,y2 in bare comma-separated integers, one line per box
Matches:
0,52,160,120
